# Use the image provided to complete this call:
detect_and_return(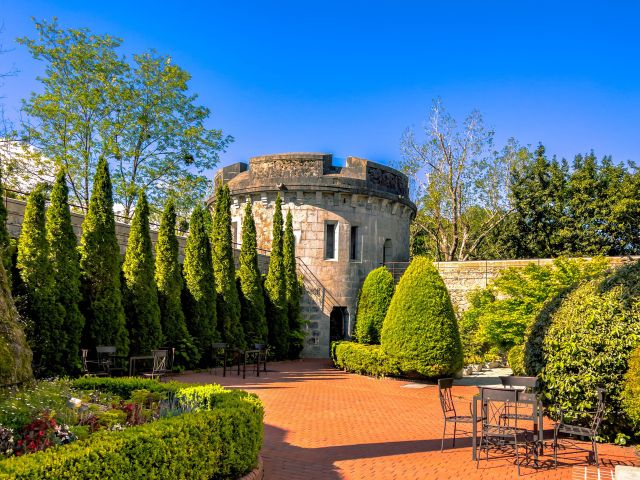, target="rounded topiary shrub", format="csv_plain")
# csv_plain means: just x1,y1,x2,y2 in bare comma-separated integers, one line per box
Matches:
354,266,394,344
621,346,640,434
540,261,640,438
381,256,463,377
